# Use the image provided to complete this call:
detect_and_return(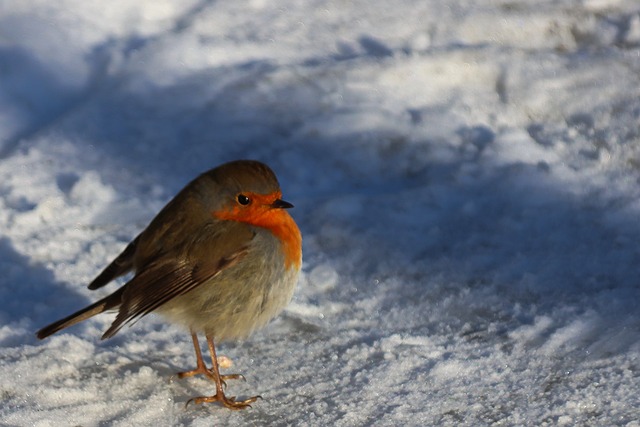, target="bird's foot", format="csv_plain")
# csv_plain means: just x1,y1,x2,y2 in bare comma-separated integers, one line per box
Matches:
175,356,237,380
186,391,262,410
